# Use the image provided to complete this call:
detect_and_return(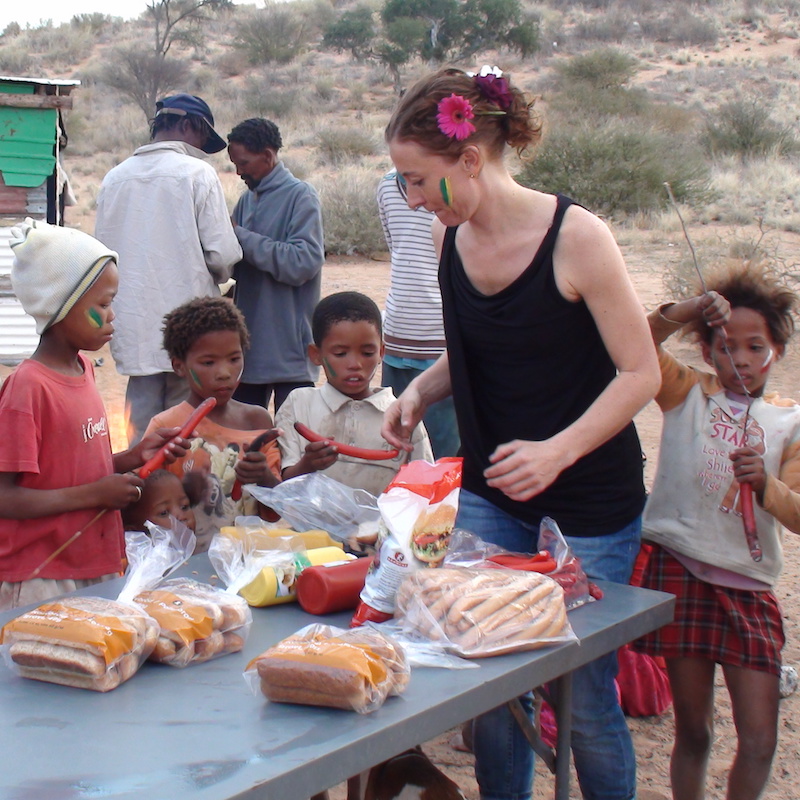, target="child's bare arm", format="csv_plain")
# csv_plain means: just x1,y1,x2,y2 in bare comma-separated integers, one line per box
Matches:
650,292,730,345
0,471,143,520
